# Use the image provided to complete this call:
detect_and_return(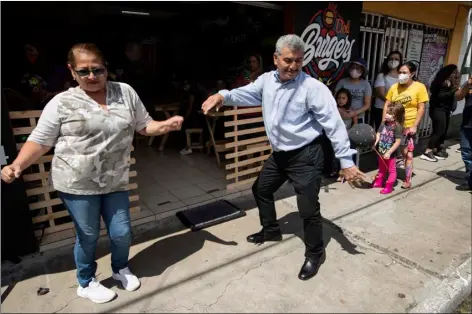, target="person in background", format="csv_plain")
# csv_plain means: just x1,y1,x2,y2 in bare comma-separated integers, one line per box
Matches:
373,51,403,131
421,65,471,162
372,103,404,194
1,43,183,304
209,79,227,95
19,43,58,109
383,61,429,189
115,42,154,114
335,57,372,124
456,75,472,192
233,53,265,140
179,79,208,155
233,53,264,87
330,88,357,178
